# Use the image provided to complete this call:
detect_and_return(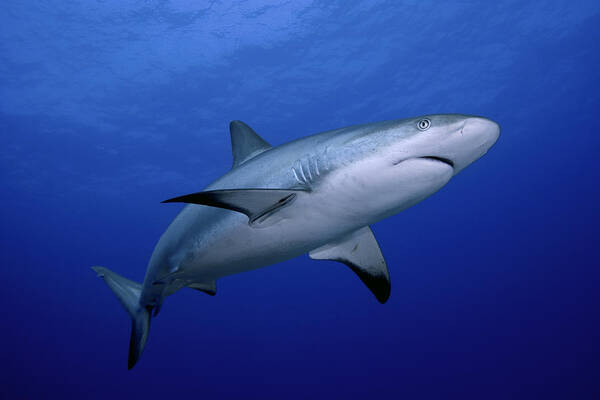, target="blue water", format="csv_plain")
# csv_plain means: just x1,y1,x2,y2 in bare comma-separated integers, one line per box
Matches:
1,1,599,398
